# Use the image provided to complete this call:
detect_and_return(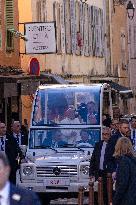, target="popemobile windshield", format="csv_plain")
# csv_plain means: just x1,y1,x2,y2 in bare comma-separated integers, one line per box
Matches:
16,84,112,193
